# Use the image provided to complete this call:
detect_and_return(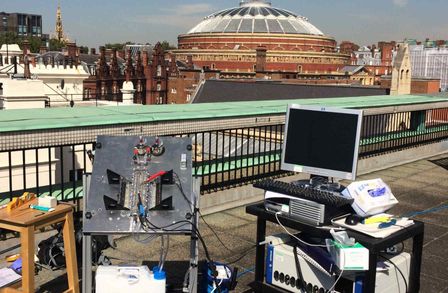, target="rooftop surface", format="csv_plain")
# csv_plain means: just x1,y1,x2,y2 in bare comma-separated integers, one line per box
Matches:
192,80,387,103
1,95,448,133
1,153,448,292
